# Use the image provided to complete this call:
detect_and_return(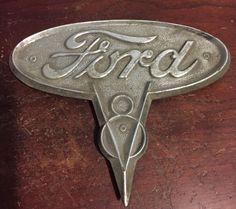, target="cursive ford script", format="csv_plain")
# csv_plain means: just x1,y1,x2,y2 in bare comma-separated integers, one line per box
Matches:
42,30,199,79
